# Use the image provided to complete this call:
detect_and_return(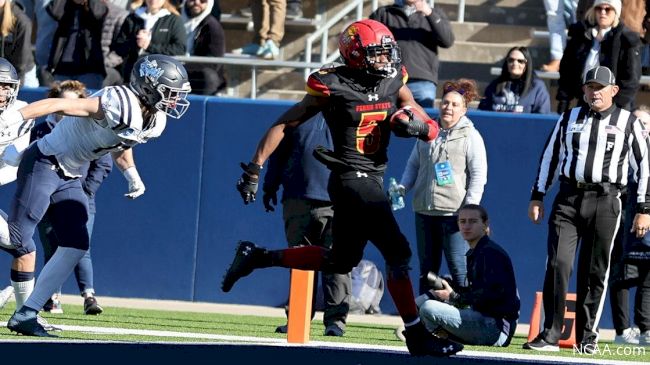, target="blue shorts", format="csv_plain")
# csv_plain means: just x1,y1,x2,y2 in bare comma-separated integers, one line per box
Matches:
4,144,89,258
